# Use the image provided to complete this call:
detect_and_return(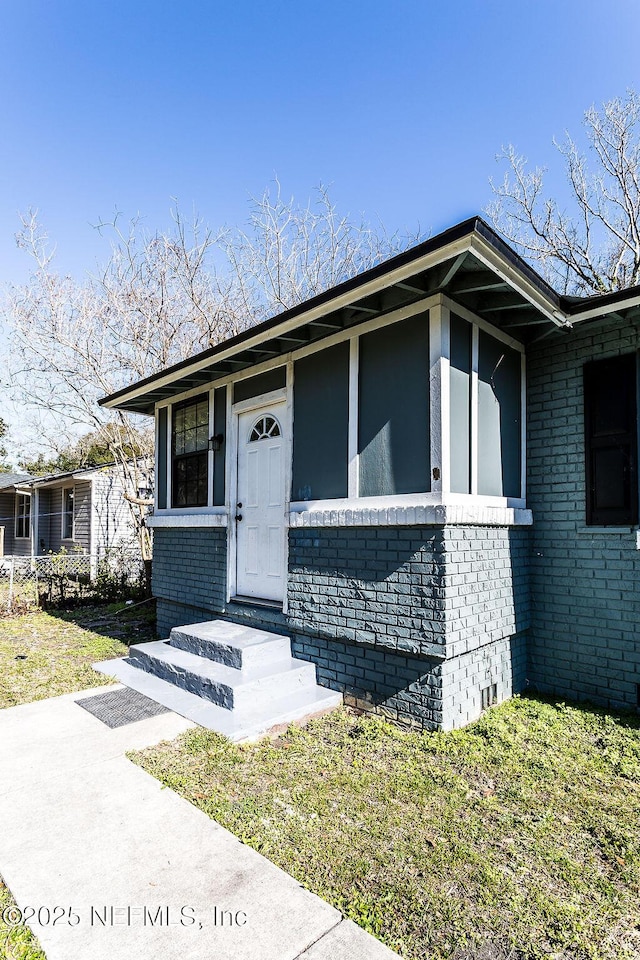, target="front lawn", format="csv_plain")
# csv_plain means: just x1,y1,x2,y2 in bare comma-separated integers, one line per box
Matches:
133,699,640,960
0,602,155,709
